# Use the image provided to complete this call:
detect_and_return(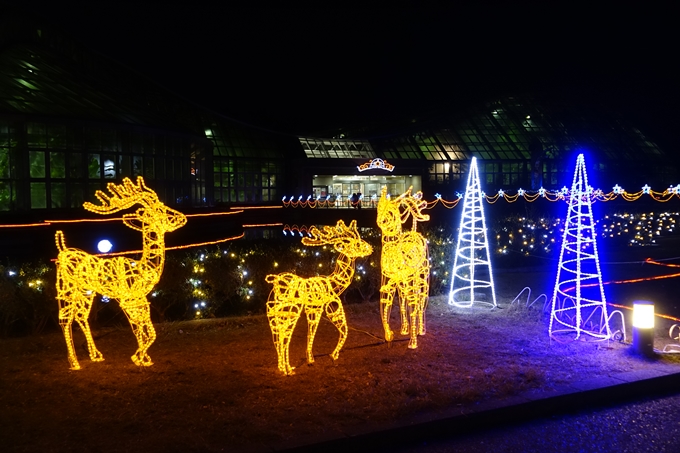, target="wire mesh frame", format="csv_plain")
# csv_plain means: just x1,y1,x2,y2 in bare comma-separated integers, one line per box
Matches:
549,154,612,341
448,157,497,308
